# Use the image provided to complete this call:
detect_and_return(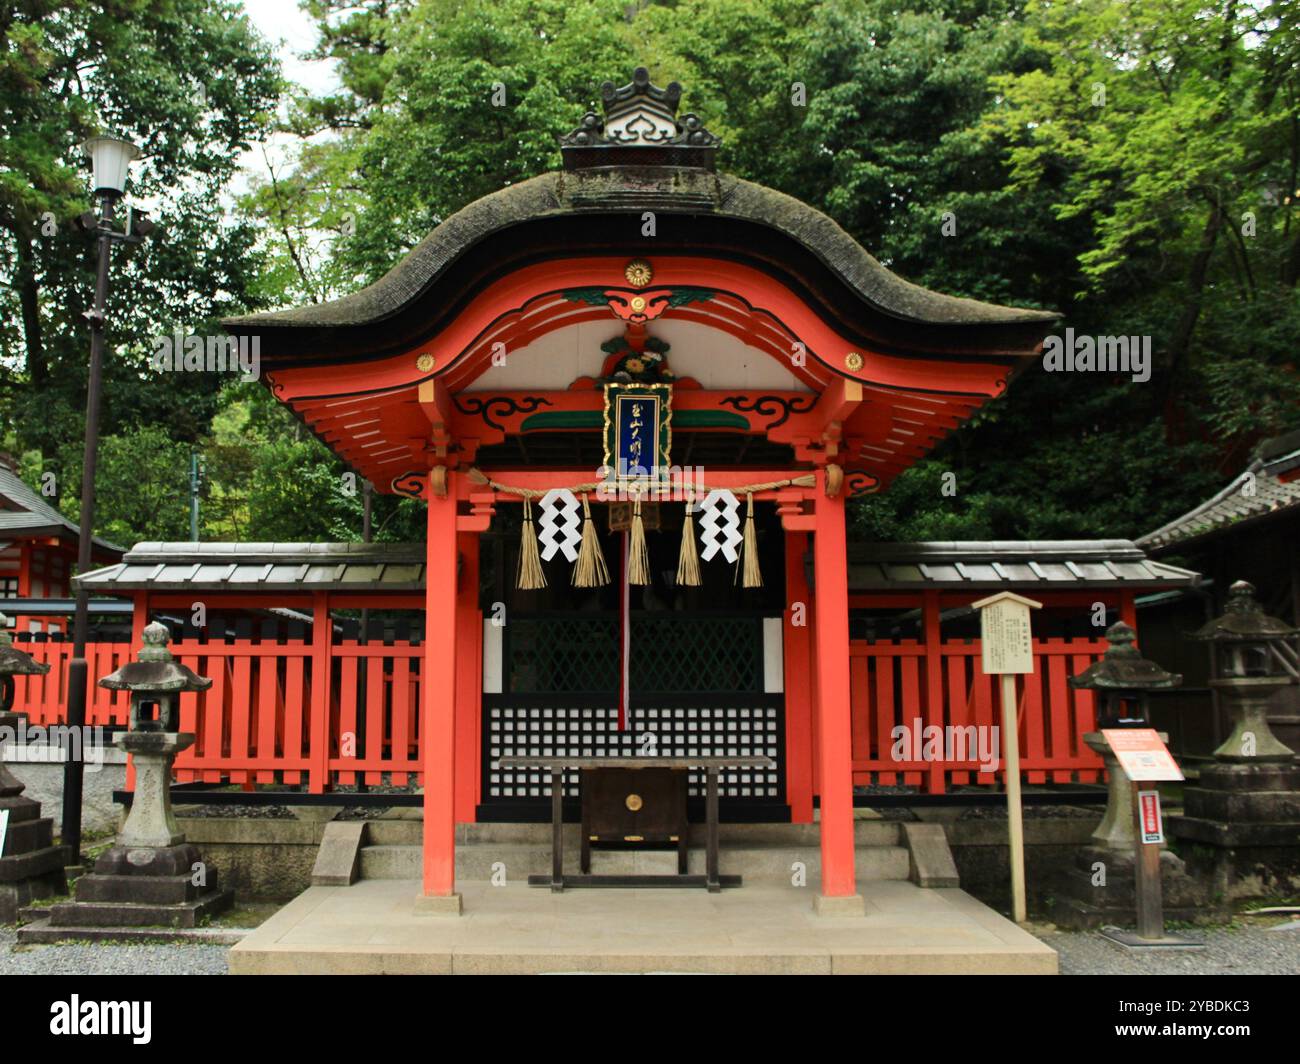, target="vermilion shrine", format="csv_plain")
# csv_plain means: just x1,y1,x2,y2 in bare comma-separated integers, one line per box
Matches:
224,68,1064,909
15,73,1201,935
